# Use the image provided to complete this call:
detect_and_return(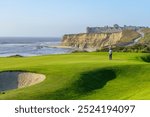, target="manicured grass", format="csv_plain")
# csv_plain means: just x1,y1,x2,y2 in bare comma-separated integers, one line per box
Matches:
0,52,149,100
